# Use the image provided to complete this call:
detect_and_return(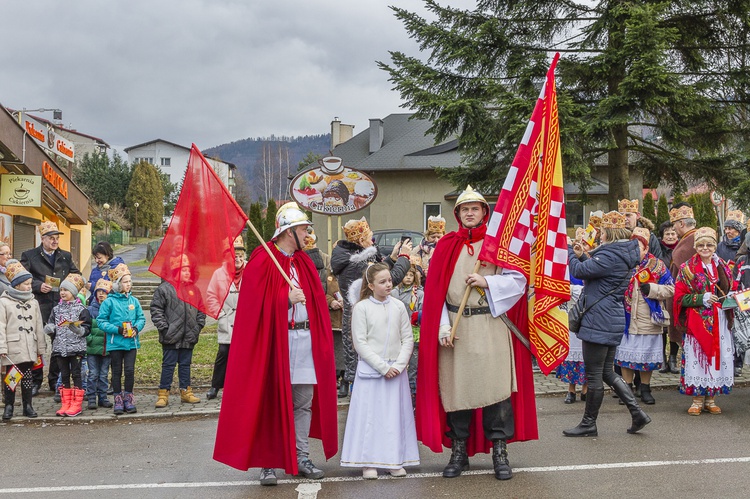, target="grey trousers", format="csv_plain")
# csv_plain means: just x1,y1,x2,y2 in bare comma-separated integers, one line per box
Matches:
292,384,314,462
